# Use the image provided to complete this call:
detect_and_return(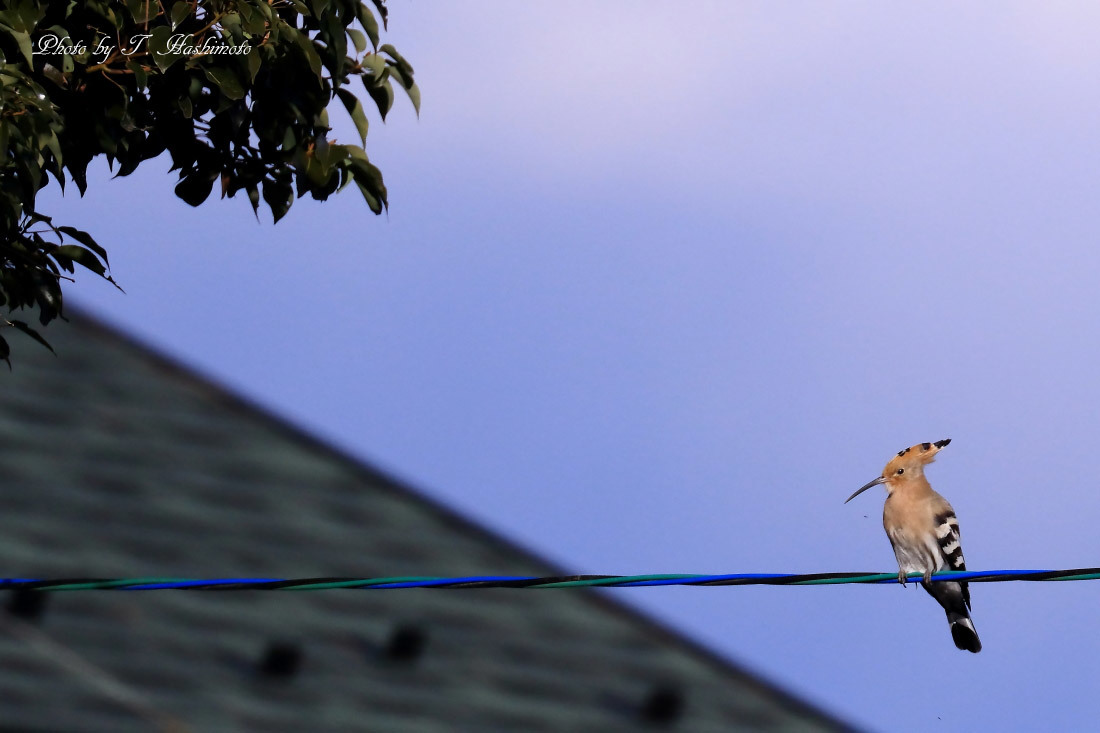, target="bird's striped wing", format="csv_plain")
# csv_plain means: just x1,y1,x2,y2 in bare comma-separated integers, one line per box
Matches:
933,508,971,609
